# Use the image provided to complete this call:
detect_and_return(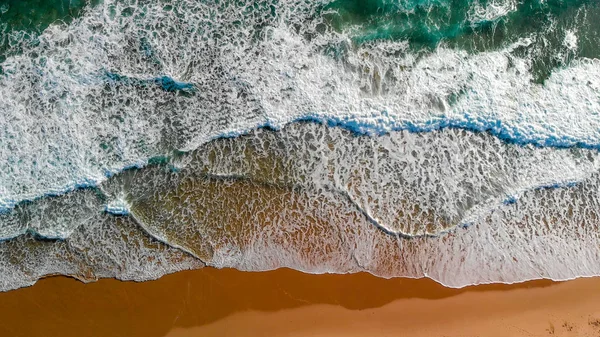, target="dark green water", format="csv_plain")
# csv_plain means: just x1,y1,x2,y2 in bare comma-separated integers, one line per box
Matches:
0,0,100,67
0,0,100,33
323,0,599,82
